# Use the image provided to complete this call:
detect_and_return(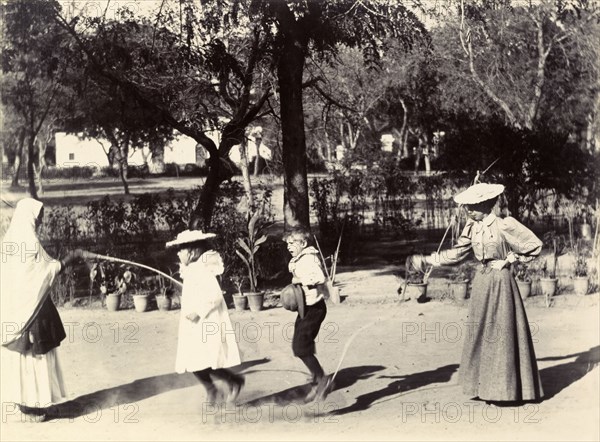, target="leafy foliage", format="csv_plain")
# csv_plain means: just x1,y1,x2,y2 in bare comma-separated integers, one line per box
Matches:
573,240,591,277
1,0,77,195
406,269,425,284
437,117,596,219
235,209,272,292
